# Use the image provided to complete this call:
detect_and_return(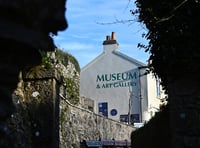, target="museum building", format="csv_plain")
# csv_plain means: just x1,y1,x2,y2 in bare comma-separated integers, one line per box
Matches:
80,32,166,125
